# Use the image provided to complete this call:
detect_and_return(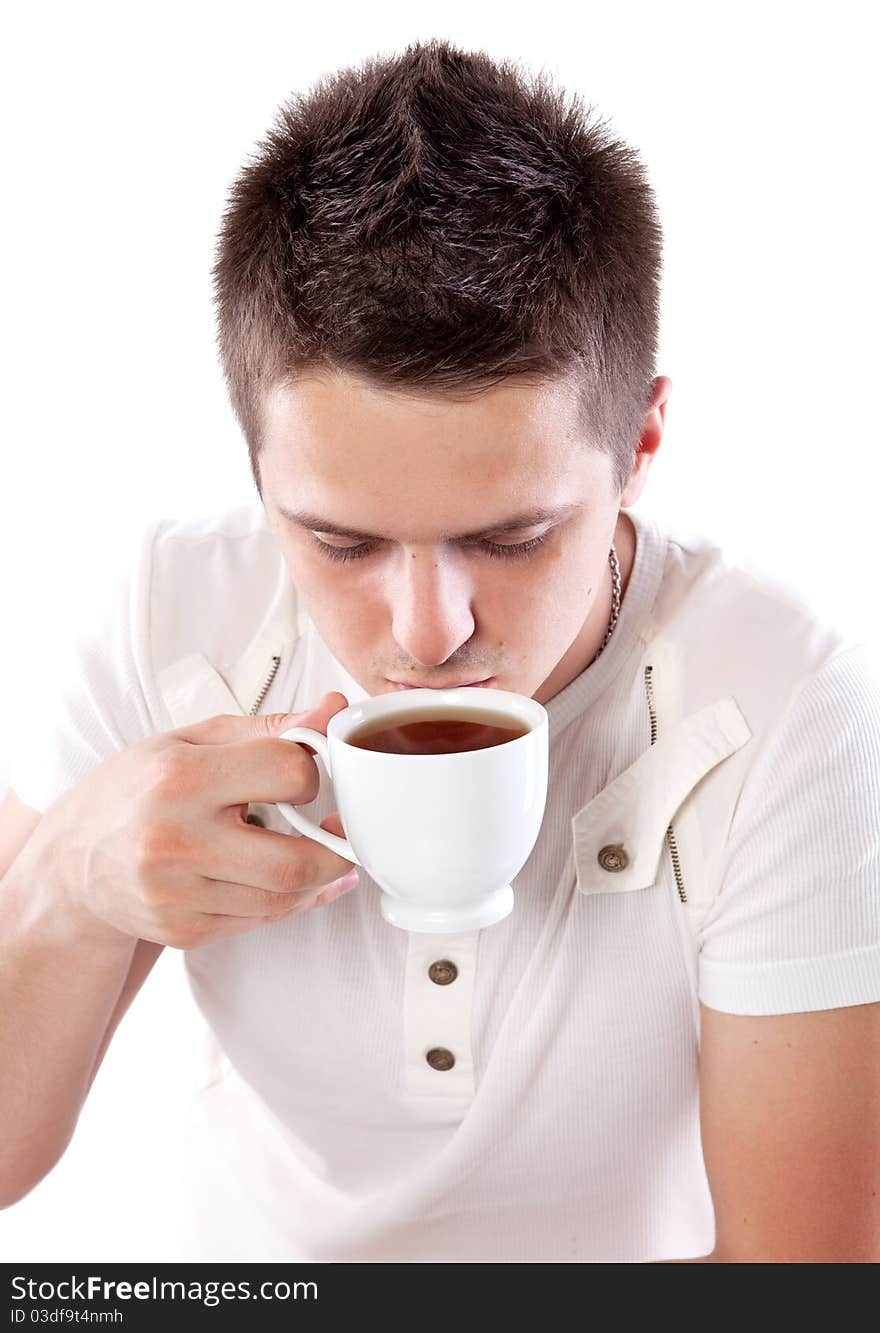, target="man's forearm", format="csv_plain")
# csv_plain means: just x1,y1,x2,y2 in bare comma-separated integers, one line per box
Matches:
0,852,137,1207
